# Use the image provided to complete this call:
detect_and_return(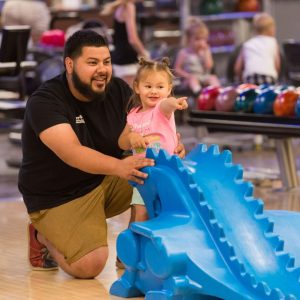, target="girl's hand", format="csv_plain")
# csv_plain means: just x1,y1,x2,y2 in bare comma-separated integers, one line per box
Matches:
175,97,188,110
129,132,148,149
